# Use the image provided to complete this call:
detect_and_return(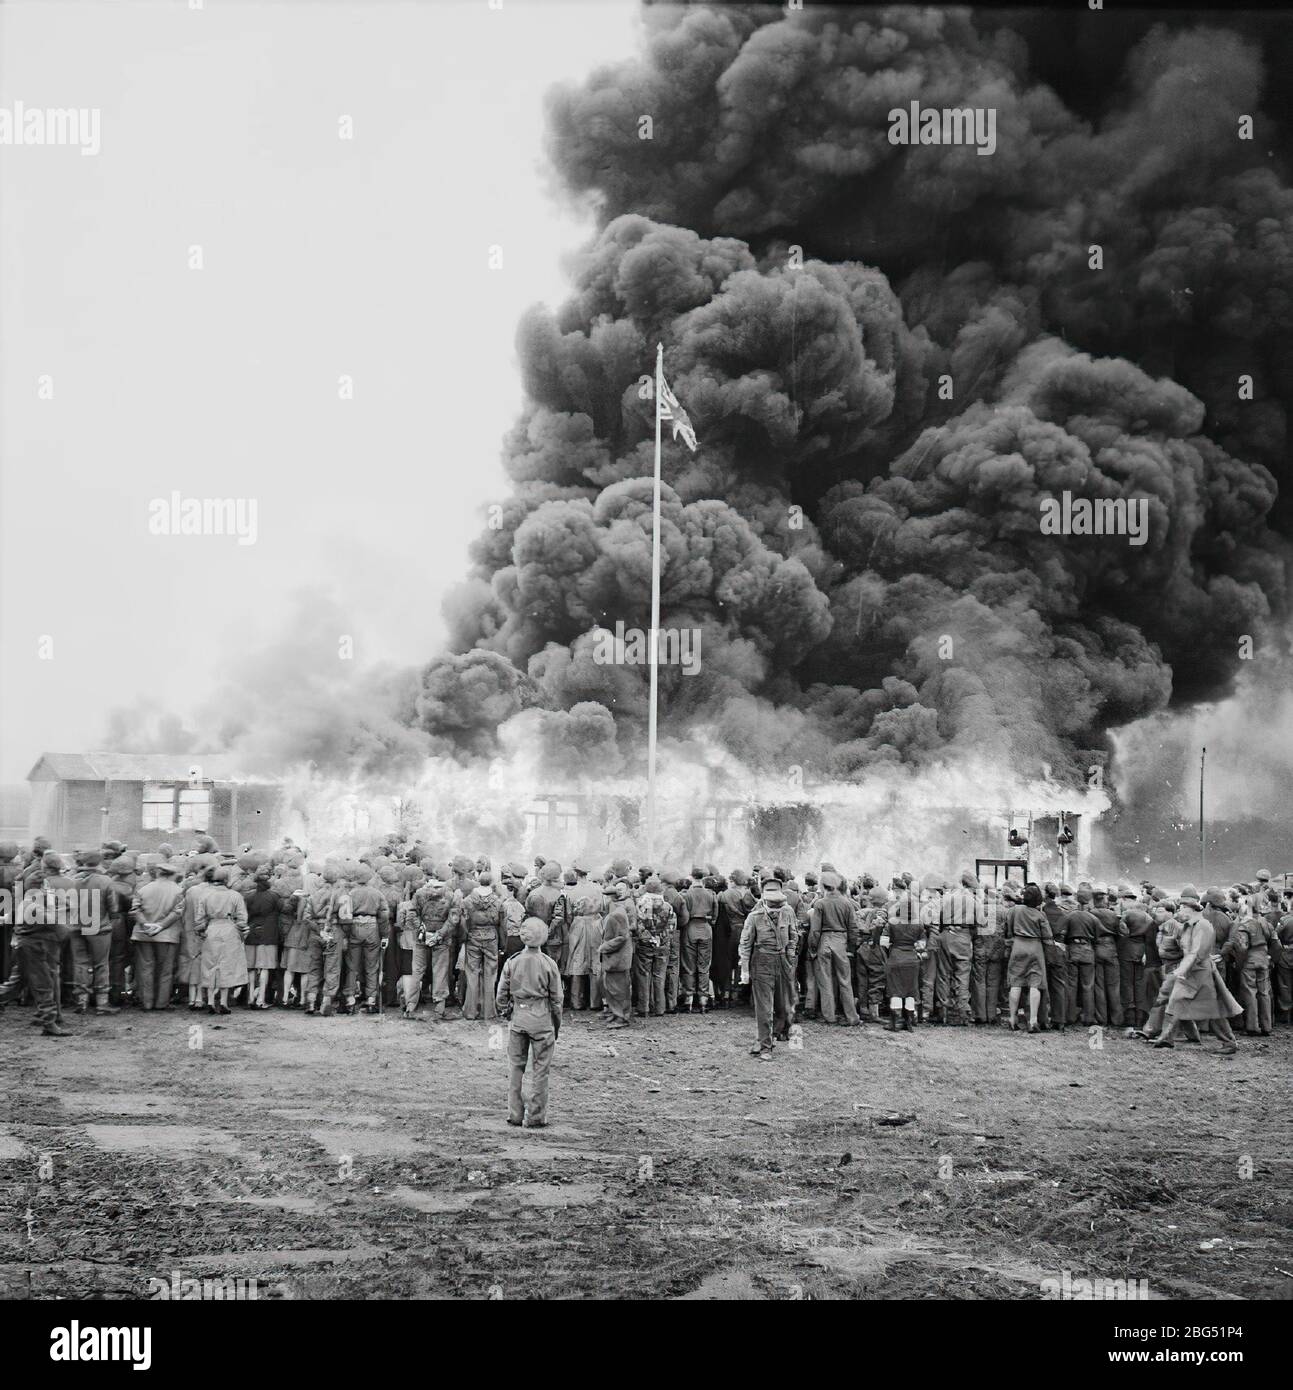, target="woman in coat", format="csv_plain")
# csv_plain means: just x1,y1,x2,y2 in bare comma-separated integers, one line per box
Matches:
197,865,249,1014
884,890,925,1031
176,856,216,1010
1154,898,1242,1053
